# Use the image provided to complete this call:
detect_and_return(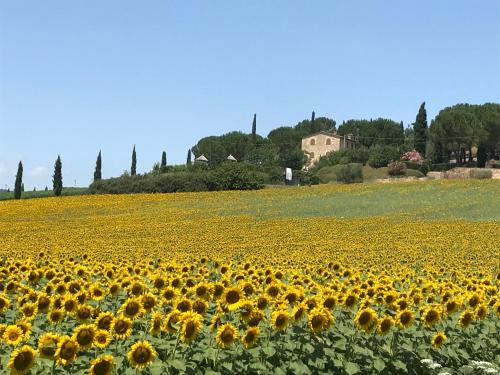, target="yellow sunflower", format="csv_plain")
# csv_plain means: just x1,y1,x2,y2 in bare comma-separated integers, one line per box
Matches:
55,335,79,366
149,312,163,335
216,323,237,348
355,307,378,333
93,329,110,349
179,311,203,344
431,332,447,348
119,298,144,320
459,310,474,328
8,345,37,375
37,332,59,360
127,340,156,369
111,316,133,340
165,310,181,334
396,309,414,329
222,286,244,311
308,307,333,334
72,324,96,350
95,312,115,331
271,309,289,331
3,325,24,346
89,354,114,375
377,316,394,336
241,327,260,349
422,306,441,326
